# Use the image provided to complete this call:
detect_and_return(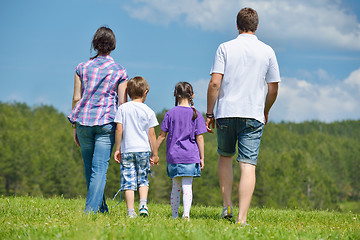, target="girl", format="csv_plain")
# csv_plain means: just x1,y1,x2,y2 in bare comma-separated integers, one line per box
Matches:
157,82,207,220
68,26,128,213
